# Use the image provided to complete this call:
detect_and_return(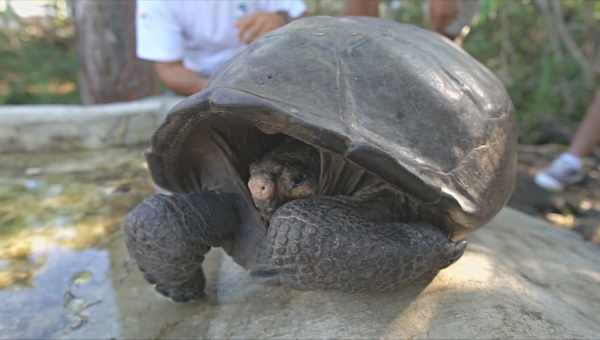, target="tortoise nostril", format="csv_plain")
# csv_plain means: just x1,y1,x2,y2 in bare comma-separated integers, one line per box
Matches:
249,177,274,200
